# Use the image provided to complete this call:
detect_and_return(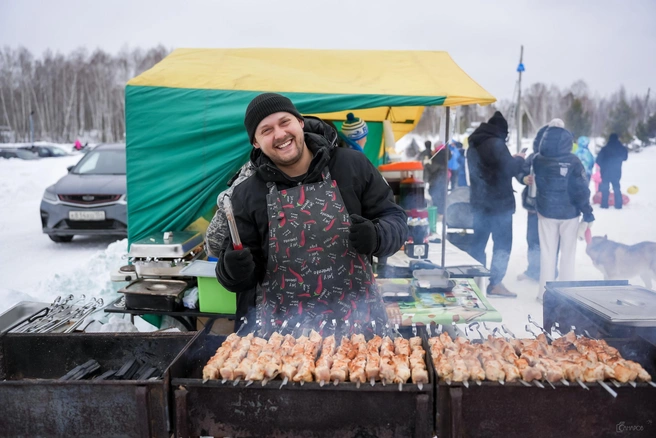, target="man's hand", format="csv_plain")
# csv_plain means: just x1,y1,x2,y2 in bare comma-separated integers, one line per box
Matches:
523,175,534,185
514,152,526,159
348,214,378,255
223,243,255,280
577,220,593,241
